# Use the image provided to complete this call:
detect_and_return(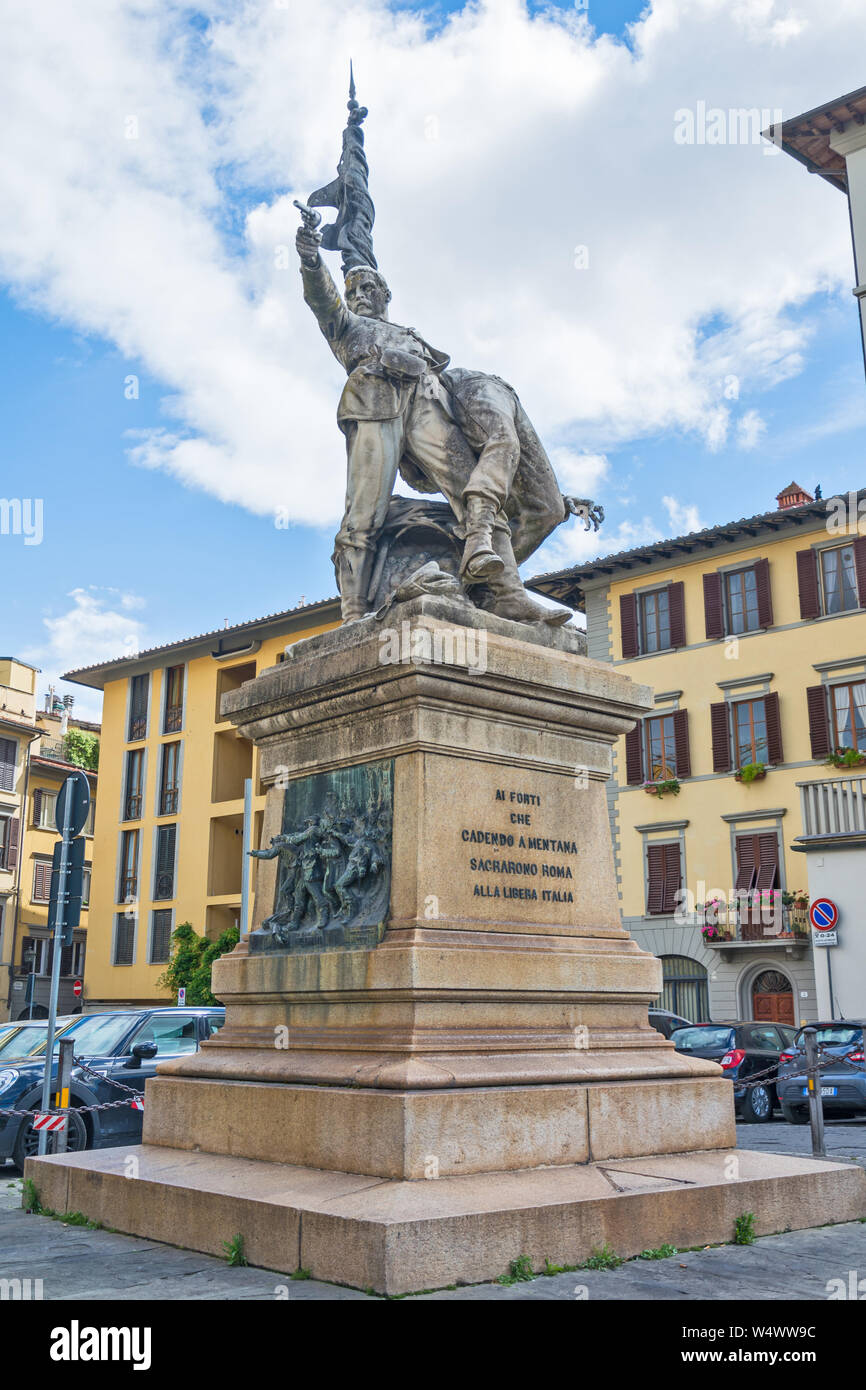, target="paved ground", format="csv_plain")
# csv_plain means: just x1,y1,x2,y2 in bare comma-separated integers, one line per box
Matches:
2,1119,866,1301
